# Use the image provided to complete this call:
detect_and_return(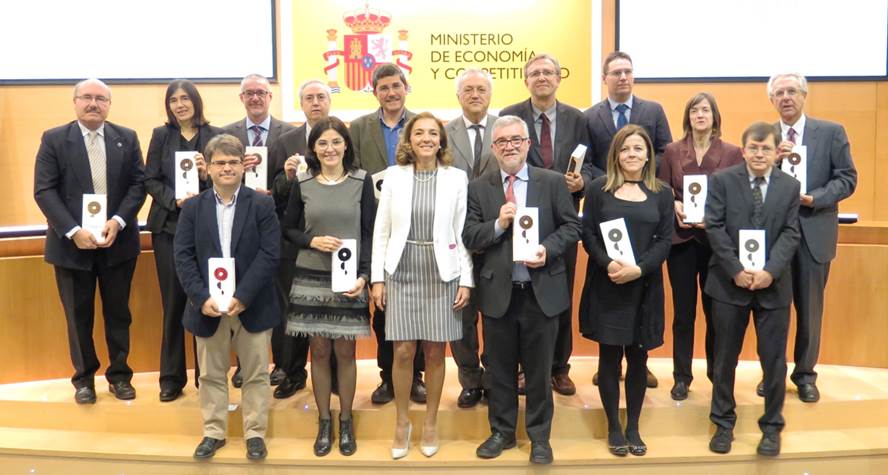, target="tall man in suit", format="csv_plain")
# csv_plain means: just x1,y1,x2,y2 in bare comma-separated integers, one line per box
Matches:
349,63,425,405
263,79,332,399
445,68,498,408
705,122,800,457
500,53,592,395
34,78,146,404
585,50,671,388
223,73,295,388
464,116,581,464
767,73,857,403
174,134,281,460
